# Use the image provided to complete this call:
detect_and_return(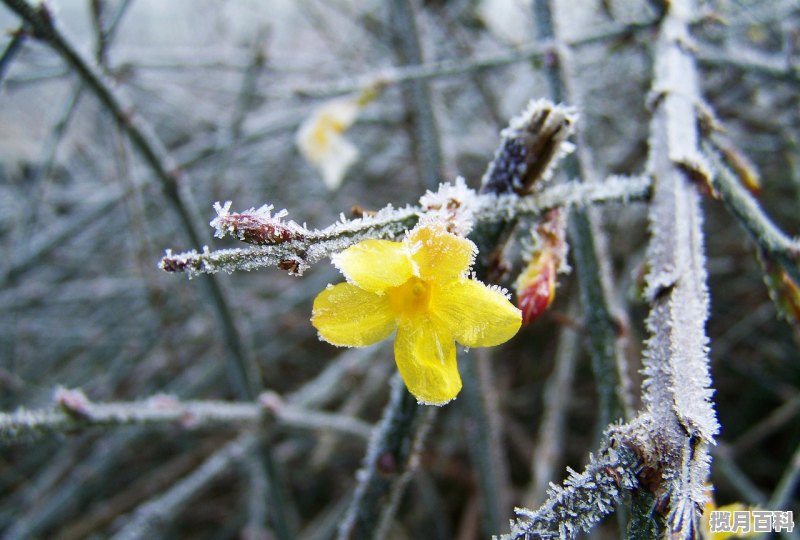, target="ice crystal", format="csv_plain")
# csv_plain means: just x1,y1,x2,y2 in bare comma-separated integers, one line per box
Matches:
418,177,479,236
